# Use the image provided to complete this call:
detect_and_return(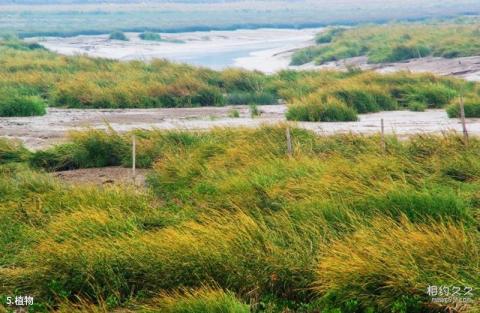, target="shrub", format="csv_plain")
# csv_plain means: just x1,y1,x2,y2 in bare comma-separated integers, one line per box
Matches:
286,97,358,122
109,31,128,41
139,32,162,41
0,93,46,117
